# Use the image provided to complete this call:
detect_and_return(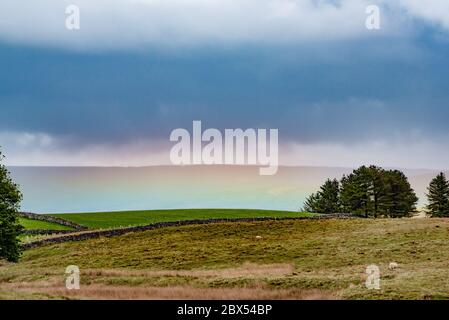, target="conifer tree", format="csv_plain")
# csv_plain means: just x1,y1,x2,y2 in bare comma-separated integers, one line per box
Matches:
303,192,322,213
426,172,449,217
303,179,341,214
381,170,418,218
0,150,23,262
317,179,341,214
340,166,384,217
